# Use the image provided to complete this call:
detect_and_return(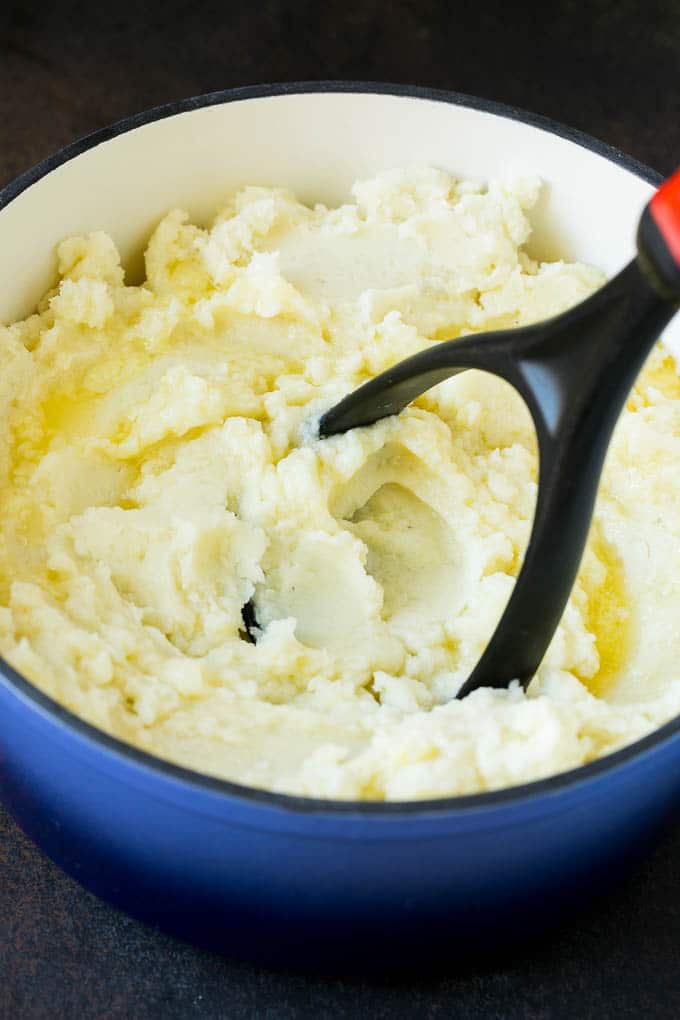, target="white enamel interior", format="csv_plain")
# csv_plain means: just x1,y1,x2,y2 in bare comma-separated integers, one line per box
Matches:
1,89,677,356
